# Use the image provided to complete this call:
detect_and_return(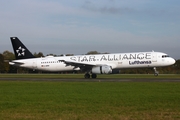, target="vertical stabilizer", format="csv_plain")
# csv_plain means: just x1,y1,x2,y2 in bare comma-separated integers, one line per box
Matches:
10,37,35,59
